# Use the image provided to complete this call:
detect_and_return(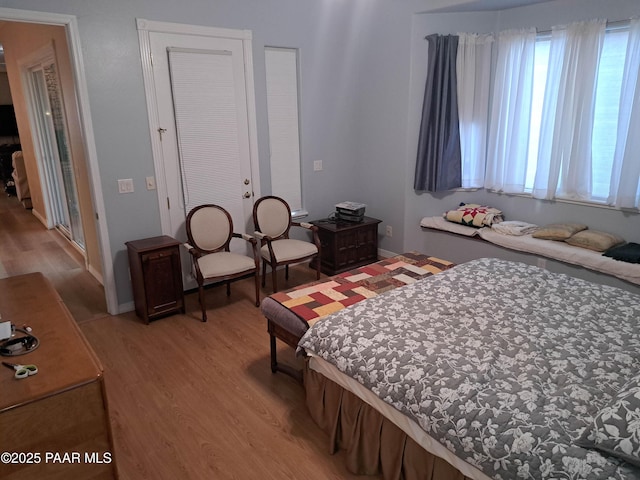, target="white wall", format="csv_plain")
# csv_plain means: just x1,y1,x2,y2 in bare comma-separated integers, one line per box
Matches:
0,0,637,305
0,0,385,305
